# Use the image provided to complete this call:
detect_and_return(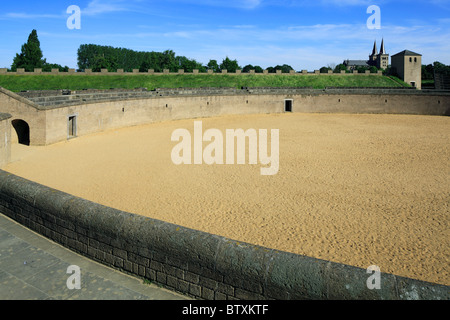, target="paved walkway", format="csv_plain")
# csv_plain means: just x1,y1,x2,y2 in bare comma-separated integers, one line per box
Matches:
0,213,191,300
